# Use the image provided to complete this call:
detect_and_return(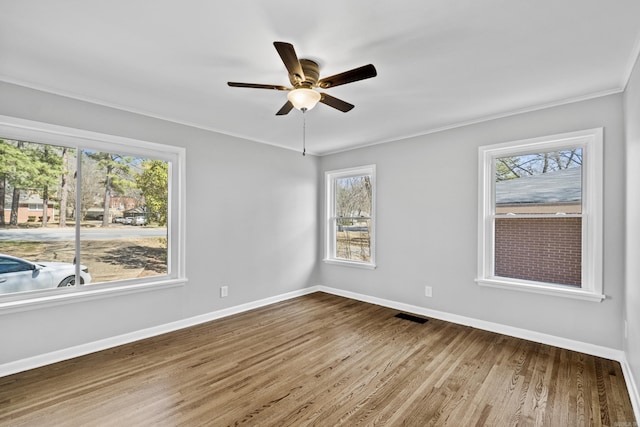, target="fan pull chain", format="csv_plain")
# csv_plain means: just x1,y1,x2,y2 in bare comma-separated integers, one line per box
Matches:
301,107,307,156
